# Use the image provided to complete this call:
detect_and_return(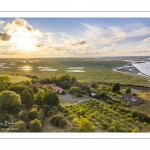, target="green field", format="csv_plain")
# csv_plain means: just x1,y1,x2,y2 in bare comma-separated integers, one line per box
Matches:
0,58,149,85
